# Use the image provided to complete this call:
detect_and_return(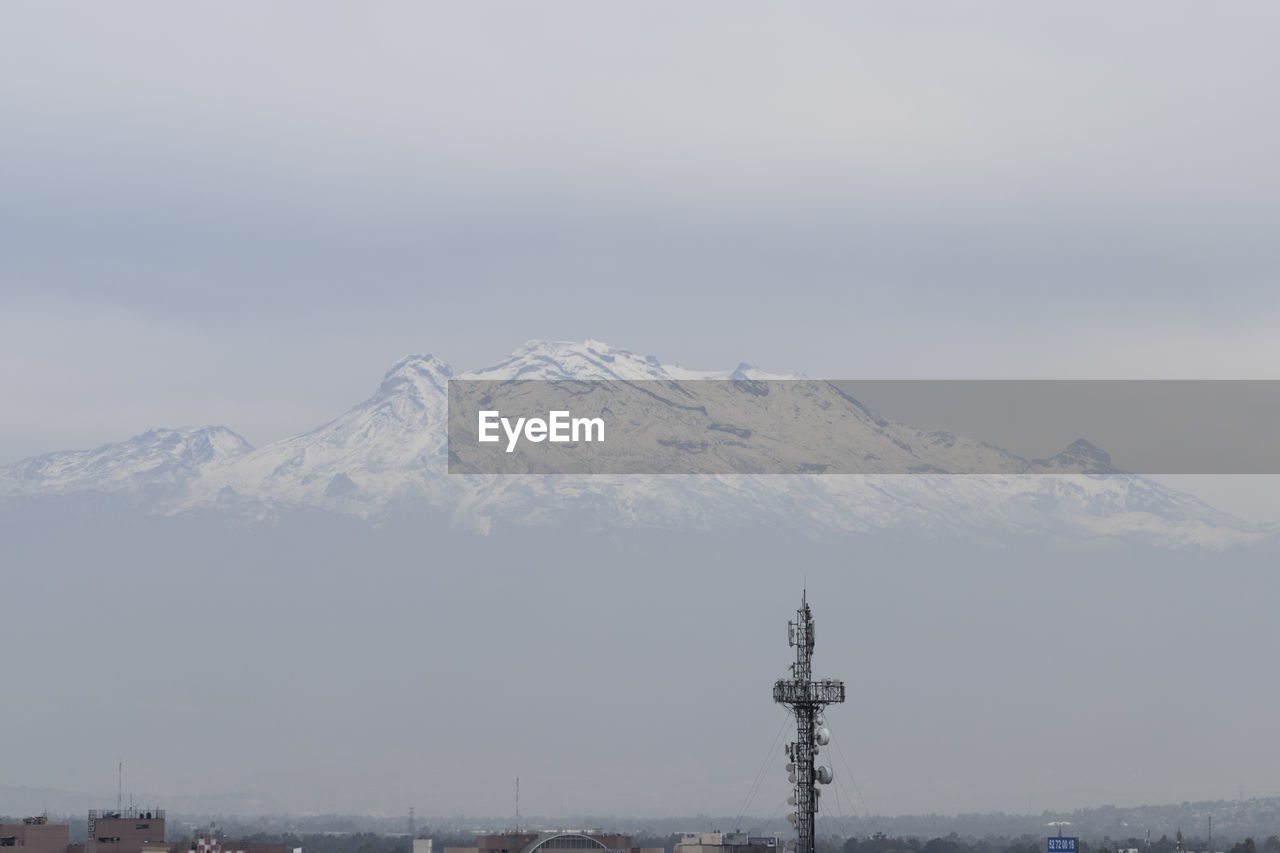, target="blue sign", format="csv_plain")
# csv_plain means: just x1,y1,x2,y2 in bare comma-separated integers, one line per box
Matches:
1047,839,1077,853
